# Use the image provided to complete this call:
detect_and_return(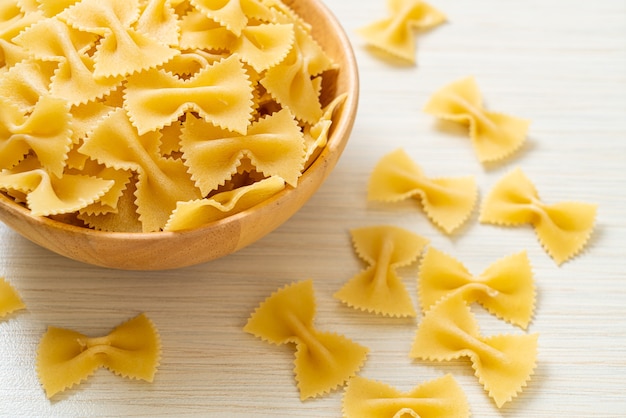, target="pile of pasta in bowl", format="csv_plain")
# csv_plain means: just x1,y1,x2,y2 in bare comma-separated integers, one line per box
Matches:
0,0,357,269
